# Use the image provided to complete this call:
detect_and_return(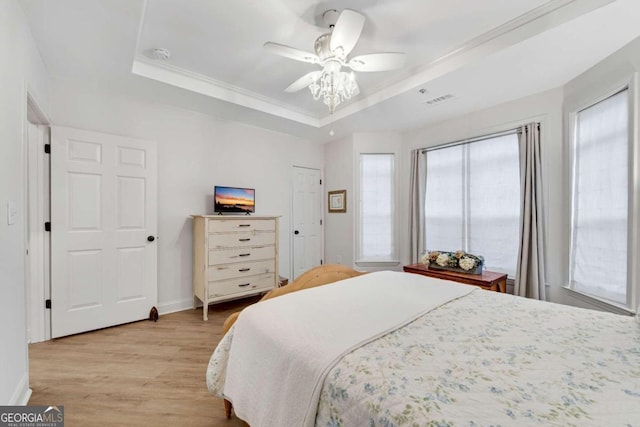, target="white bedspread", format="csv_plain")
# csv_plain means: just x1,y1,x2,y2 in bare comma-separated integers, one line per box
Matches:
217,270,473,427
